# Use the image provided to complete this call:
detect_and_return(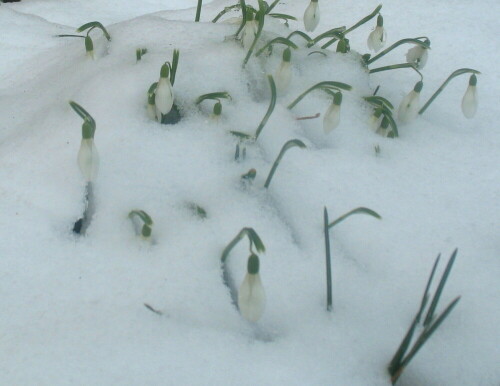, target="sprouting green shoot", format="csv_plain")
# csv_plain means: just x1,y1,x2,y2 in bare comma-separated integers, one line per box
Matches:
195,91,232,104
241,168,257,182
186,202,208,219
365,37,430,65
324,206,381,311
195,0,203,22
388,249,461,385
76,21,111,41
128,210,154,239
369,63,423,82
256,37,298,57
169,49,180,86
418,68,480,115
221,227,265,264
321,4,382,49
264,139,306,188
136,48,147,62
255,75,277,139
287,81,352,110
